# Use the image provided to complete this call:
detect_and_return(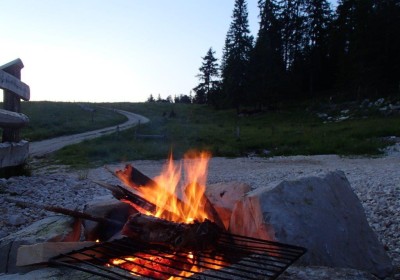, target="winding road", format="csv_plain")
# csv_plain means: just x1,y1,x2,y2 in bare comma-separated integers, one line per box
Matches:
29,109,149,158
